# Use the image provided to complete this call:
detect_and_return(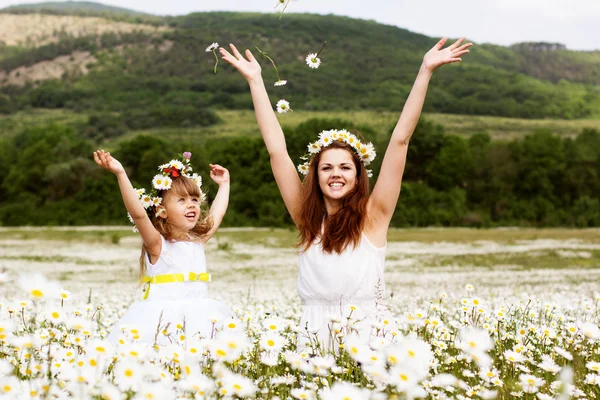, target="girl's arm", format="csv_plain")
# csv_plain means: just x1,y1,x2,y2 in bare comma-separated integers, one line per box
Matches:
201,164,230,243
368,38,472,233
220,44,302,224
93,150,162,257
